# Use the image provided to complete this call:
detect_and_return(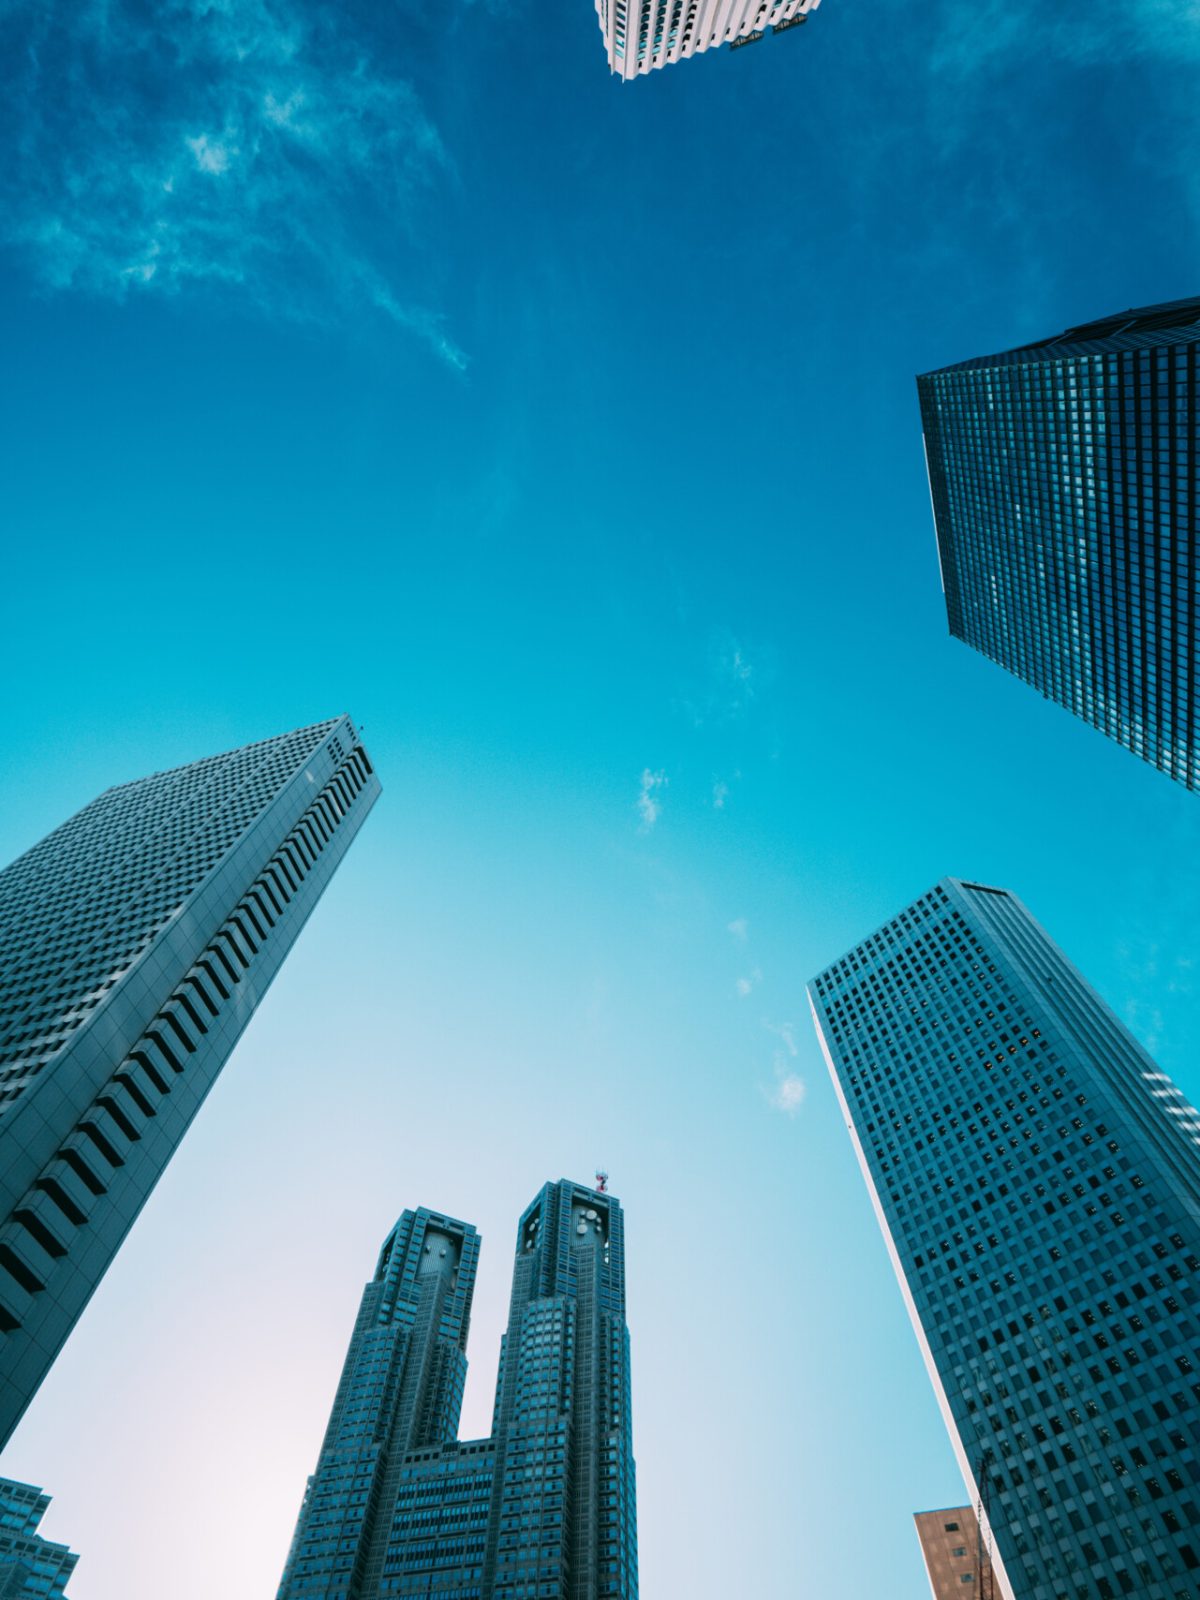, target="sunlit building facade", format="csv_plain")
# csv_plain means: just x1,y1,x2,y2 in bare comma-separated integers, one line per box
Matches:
278,1180,638,1600
914,1504,991,1599
918,296,1200,790
0,717,379,1448
810,878,1200,1600
594,0,819,80
0,1477,79,1599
